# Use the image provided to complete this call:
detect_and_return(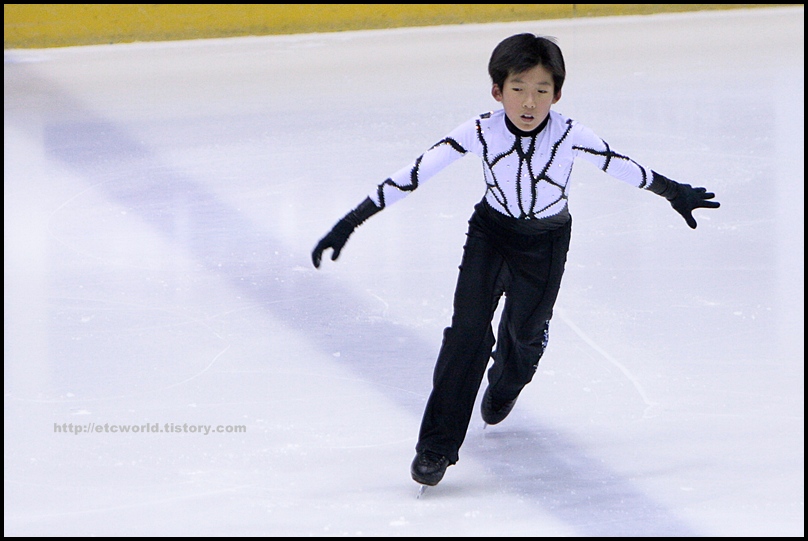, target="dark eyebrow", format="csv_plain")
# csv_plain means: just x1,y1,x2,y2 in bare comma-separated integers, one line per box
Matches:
509,77,552,86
